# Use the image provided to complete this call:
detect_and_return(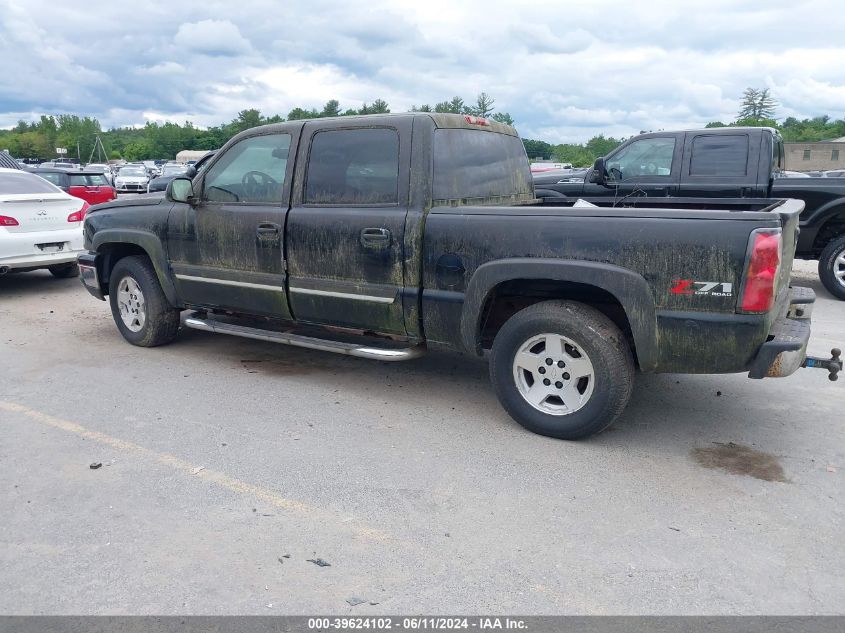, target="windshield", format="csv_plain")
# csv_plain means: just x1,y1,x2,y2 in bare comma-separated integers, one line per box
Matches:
119,167,146,177
161,165,187,176
0,171,63,194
